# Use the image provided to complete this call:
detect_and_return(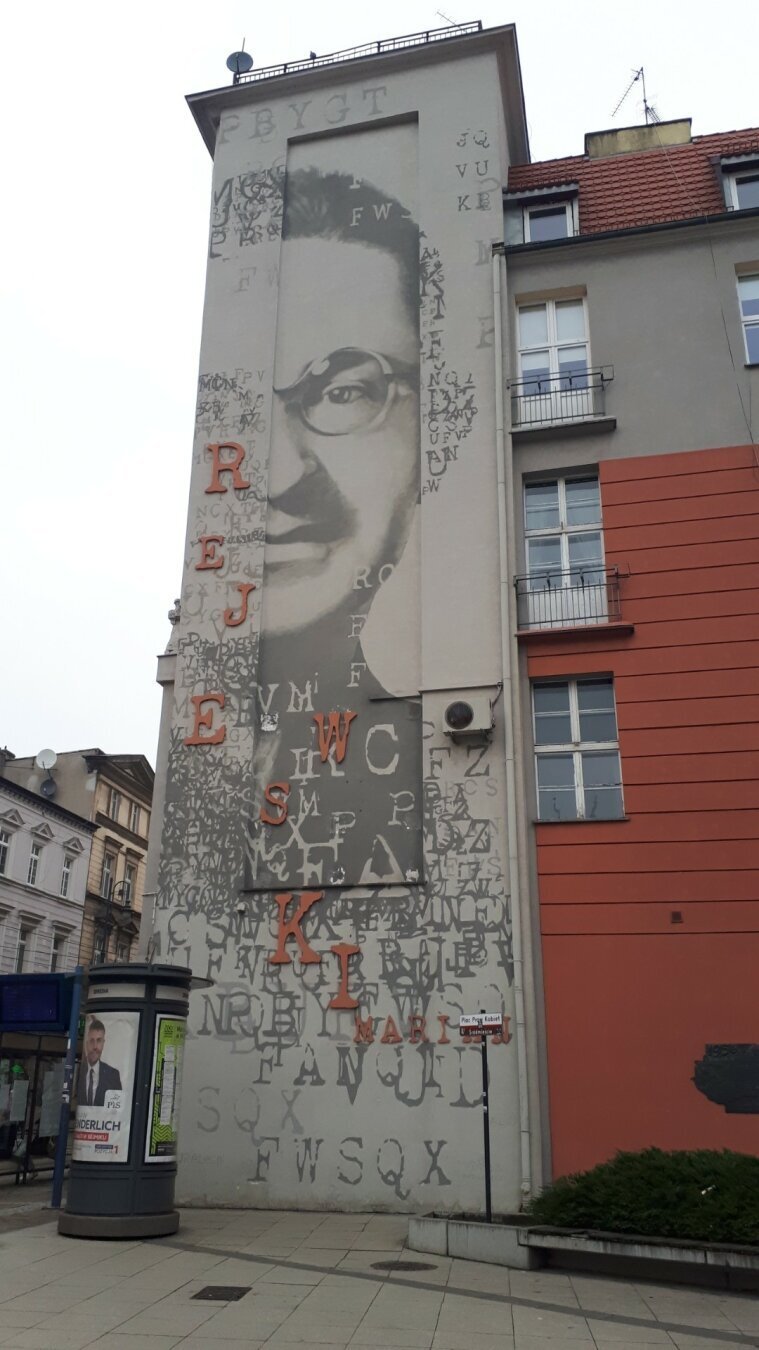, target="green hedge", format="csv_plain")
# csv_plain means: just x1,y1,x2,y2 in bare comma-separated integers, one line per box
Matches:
526,1148,759,1245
